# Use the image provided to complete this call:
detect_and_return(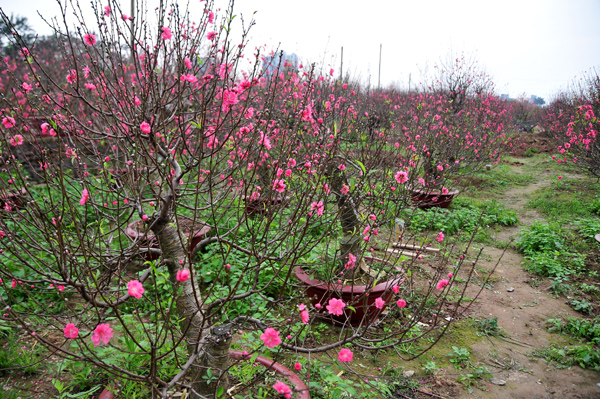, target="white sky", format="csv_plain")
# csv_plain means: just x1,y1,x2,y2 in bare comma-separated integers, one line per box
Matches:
1,0,599,101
